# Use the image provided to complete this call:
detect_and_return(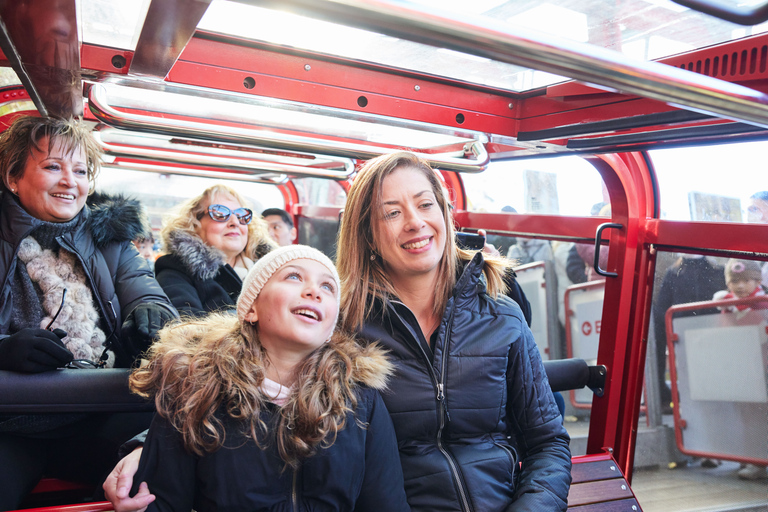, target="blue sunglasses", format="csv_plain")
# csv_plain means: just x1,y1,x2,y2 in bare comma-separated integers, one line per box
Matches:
203,204,253,225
